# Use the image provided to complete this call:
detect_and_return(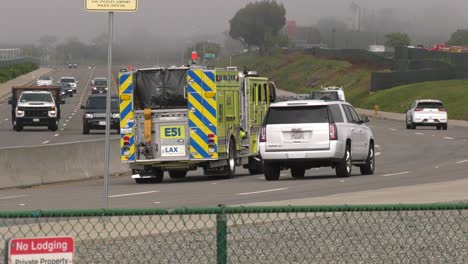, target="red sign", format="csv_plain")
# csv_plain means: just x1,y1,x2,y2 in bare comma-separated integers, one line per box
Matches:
191,51,198,61
9,236,74,263
126,65,133,71
286,20,297,40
